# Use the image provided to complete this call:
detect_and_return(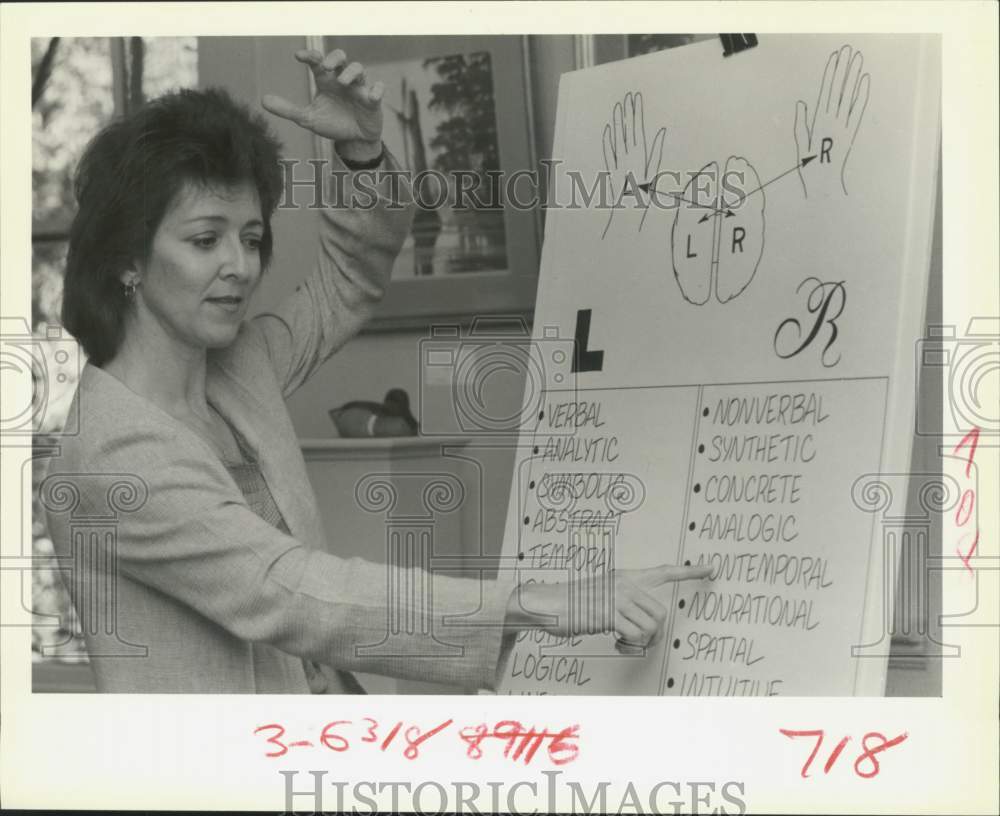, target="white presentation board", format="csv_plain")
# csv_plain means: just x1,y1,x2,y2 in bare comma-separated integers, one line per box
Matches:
497,34,941,696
